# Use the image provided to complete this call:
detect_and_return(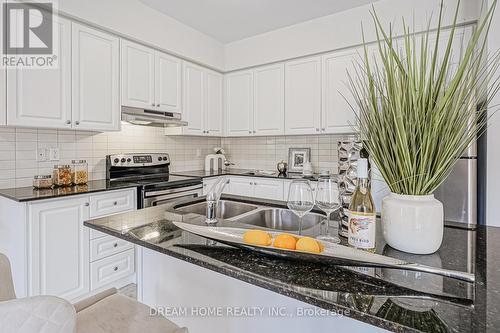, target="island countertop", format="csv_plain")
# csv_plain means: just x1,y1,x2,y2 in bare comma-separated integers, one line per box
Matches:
84,195,499,333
